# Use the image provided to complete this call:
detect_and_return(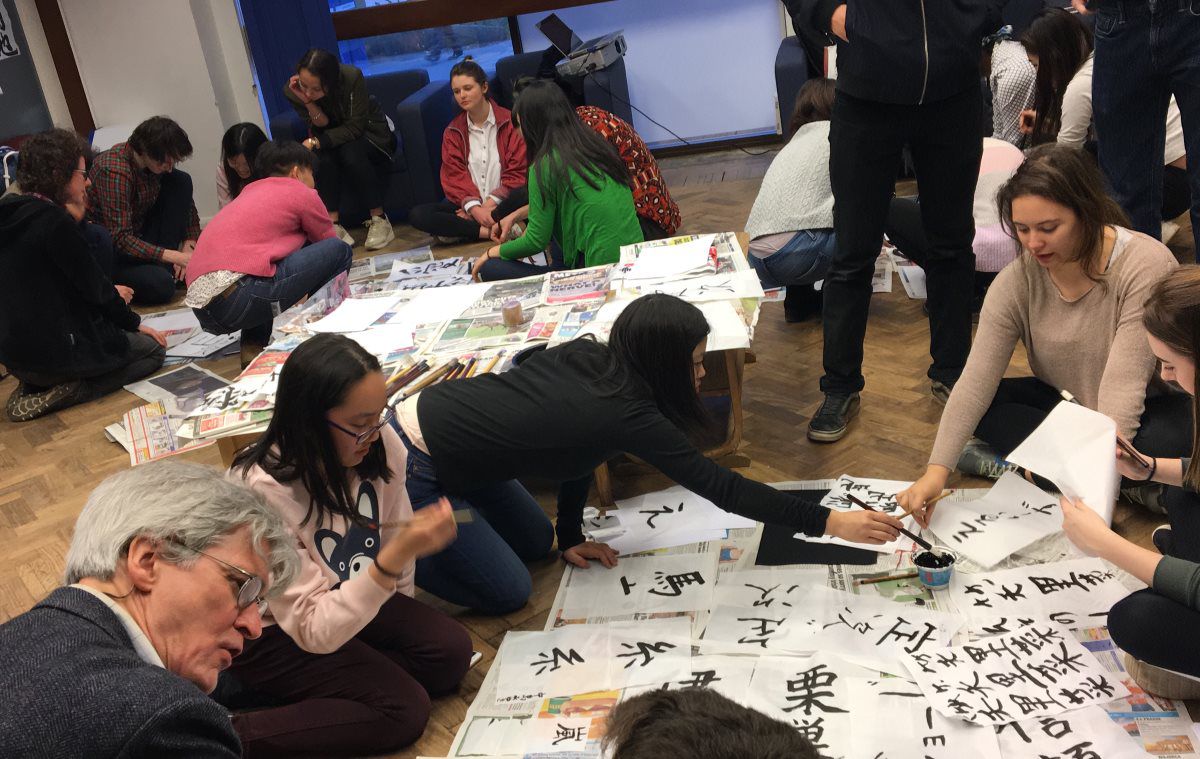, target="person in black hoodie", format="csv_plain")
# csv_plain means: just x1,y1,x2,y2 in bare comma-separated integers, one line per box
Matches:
0,129,167,422
787,0,999,443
